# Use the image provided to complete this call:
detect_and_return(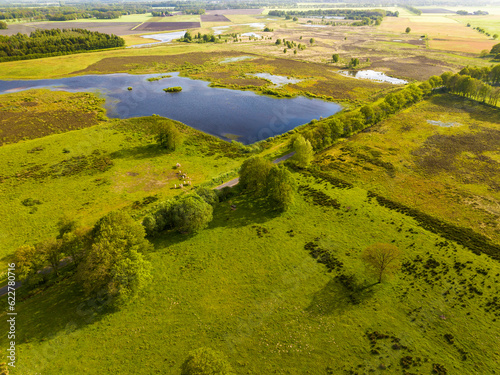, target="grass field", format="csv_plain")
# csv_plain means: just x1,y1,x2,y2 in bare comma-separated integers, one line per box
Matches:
0,115,246,258
316,94,500,243
451,14,500,36
379,16,496,53
2,9,500,374
1,167,499,374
